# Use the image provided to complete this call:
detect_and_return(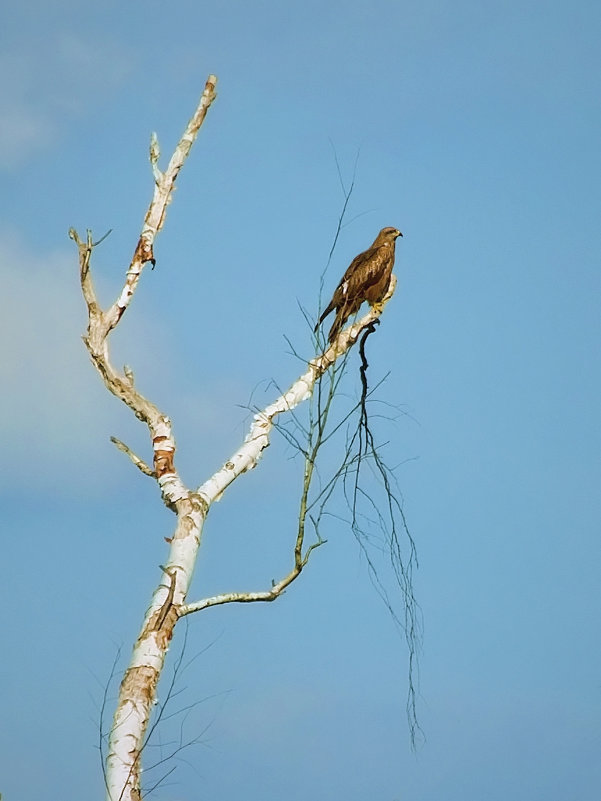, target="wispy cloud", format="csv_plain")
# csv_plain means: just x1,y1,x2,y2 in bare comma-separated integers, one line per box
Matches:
0,228,122,485
0,33,134,170
0,228,253,494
